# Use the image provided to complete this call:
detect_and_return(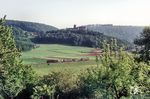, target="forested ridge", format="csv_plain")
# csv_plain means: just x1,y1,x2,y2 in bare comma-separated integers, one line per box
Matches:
85,24,144,43
4,20,145,51
6,20,58,33
12,27,36,51
4,20,139,51
4,20,58,51
32,29,132,48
